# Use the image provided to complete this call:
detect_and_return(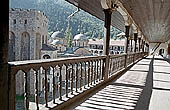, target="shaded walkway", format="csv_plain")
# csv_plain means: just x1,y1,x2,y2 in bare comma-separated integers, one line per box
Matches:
67,56,170,110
